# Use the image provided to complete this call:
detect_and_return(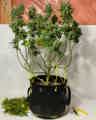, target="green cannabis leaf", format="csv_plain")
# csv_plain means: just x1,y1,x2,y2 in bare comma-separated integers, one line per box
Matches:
2,97,29,116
